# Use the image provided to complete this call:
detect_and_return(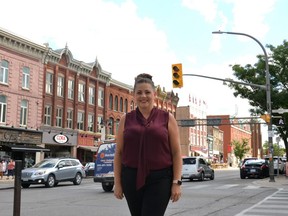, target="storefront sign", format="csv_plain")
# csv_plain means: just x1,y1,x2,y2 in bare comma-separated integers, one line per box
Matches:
53,134,69,144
